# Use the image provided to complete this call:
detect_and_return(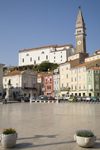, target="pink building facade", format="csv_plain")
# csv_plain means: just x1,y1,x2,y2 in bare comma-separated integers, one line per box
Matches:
43,73,53,97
